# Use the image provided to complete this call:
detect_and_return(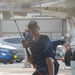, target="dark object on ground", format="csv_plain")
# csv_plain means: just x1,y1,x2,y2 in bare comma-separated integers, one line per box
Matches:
64,50,72,66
